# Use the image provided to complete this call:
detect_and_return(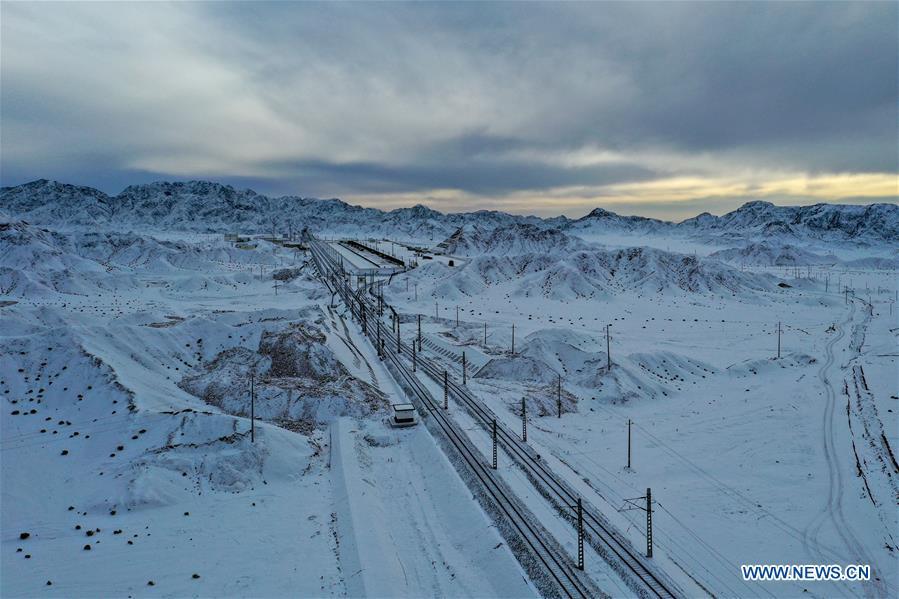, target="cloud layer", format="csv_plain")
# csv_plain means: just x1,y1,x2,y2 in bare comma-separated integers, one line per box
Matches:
1,1,896,218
